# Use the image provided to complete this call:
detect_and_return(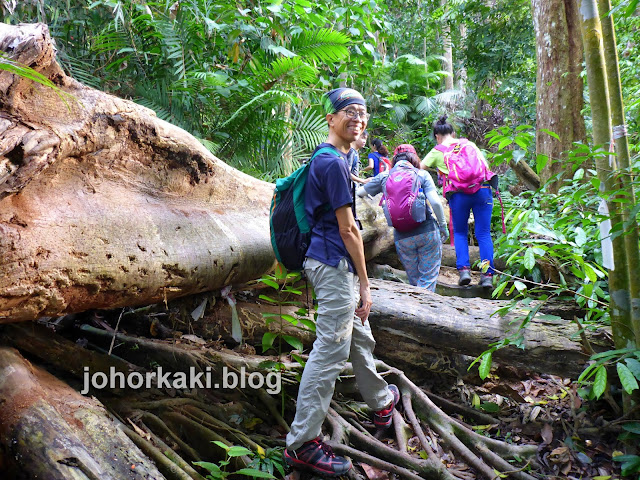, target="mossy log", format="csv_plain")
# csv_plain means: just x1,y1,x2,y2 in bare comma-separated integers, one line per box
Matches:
0,346,166,479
